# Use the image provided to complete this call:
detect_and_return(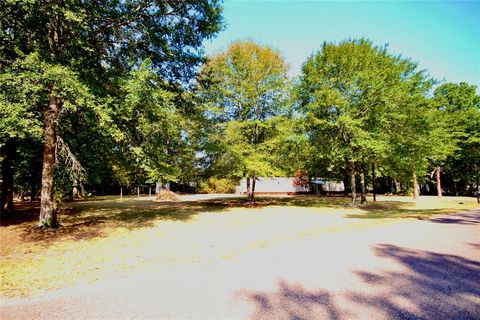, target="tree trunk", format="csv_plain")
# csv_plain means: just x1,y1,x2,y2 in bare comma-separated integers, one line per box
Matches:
1,137,16,215
246,177,251,199
372,162,376,202
249,176,256,204
413,170,419,199
343,177,350,196
360,163,367,204
39,96,62,228
436,166,442,198
391,178,397,194
349,160,356,205
30,172,37,202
